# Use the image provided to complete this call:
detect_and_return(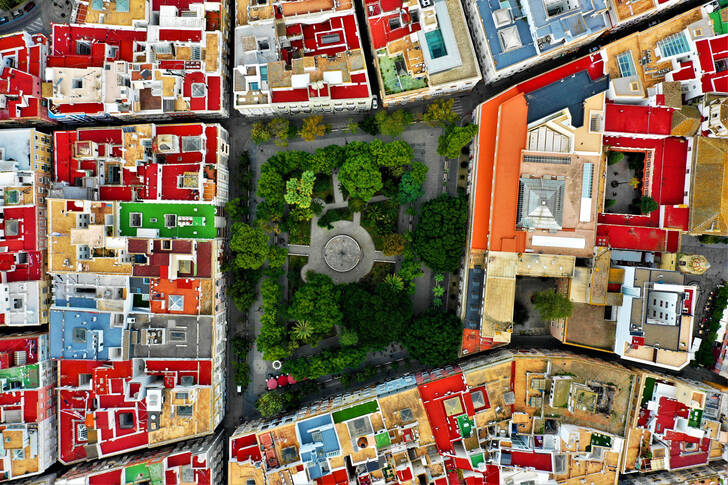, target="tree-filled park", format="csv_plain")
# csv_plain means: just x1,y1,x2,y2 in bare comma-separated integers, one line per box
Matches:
225,101,479,418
